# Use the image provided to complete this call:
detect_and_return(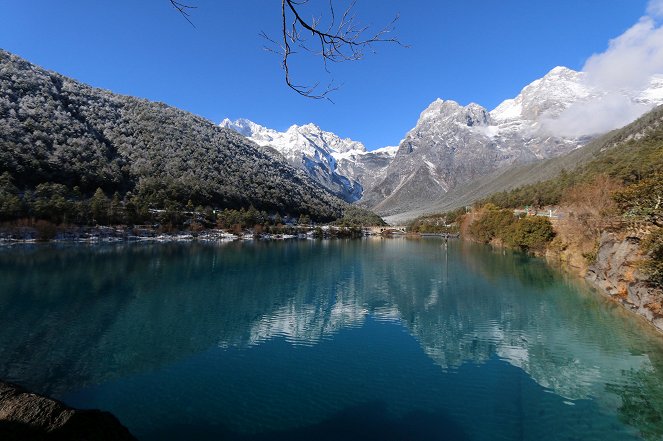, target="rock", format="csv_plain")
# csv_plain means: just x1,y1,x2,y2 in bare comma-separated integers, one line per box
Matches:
0,381,137,441
587,232,663,333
